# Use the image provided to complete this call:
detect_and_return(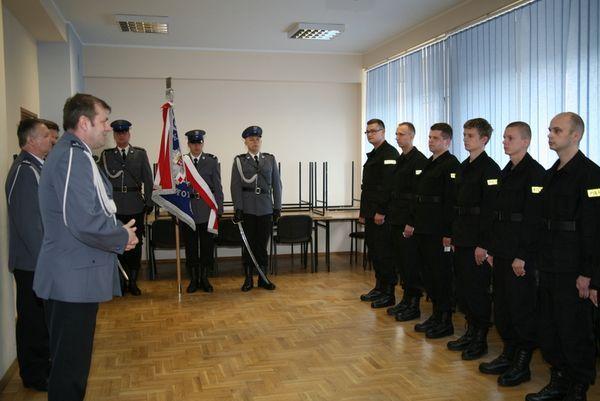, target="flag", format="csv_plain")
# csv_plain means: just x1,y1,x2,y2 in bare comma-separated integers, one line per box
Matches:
152,102,219,233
